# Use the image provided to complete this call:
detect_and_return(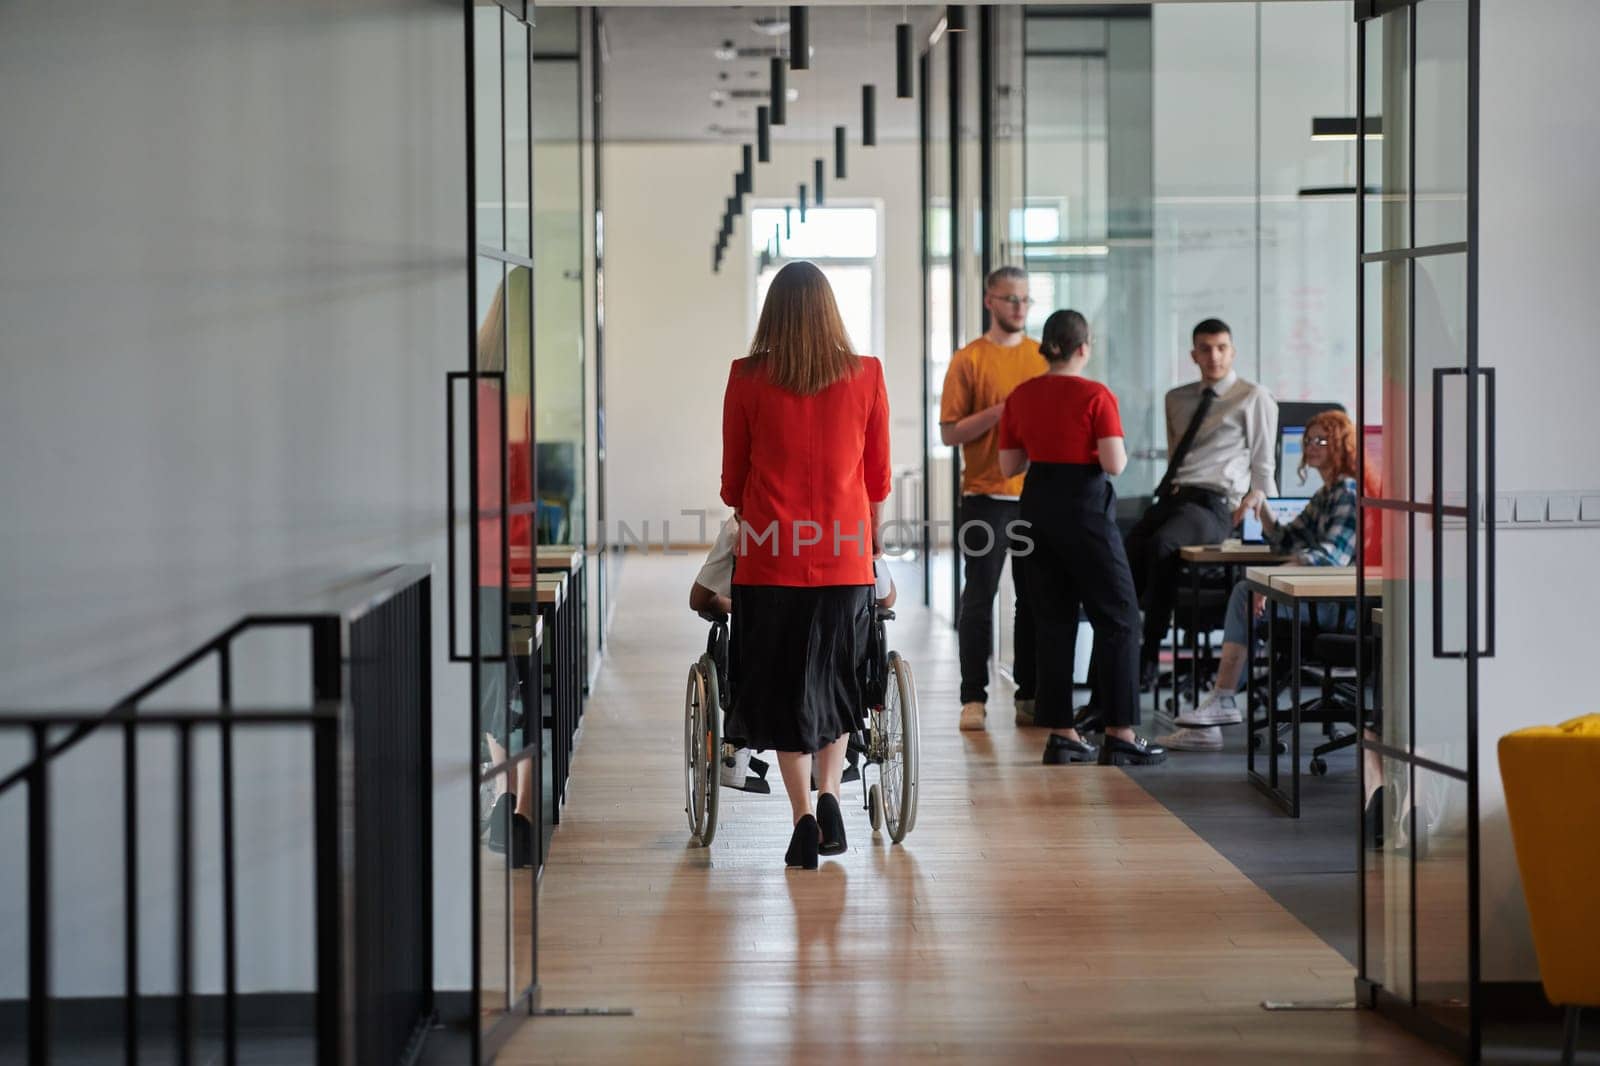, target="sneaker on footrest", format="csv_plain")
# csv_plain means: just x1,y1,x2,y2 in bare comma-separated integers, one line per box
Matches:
1175,690,1243,728
720,746,771,793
